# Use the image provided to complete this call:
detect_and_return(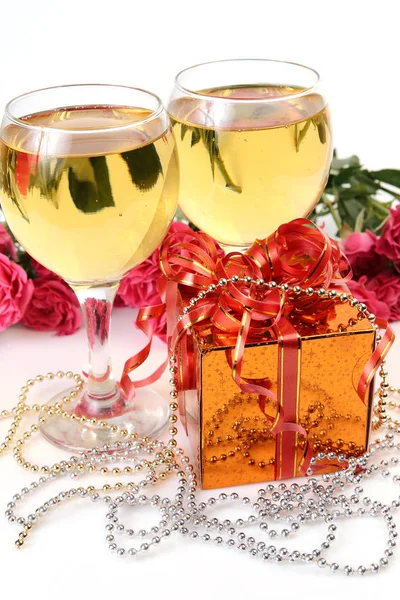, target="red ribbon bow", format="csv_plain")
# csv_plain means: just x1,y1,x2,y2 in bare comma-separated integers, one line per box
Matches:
121,218,394,478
